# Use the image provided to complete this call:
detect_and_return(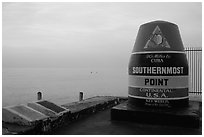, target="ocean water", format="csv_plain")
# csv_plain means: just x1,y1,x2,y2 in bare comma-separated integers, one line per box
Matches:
2,68,128,107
